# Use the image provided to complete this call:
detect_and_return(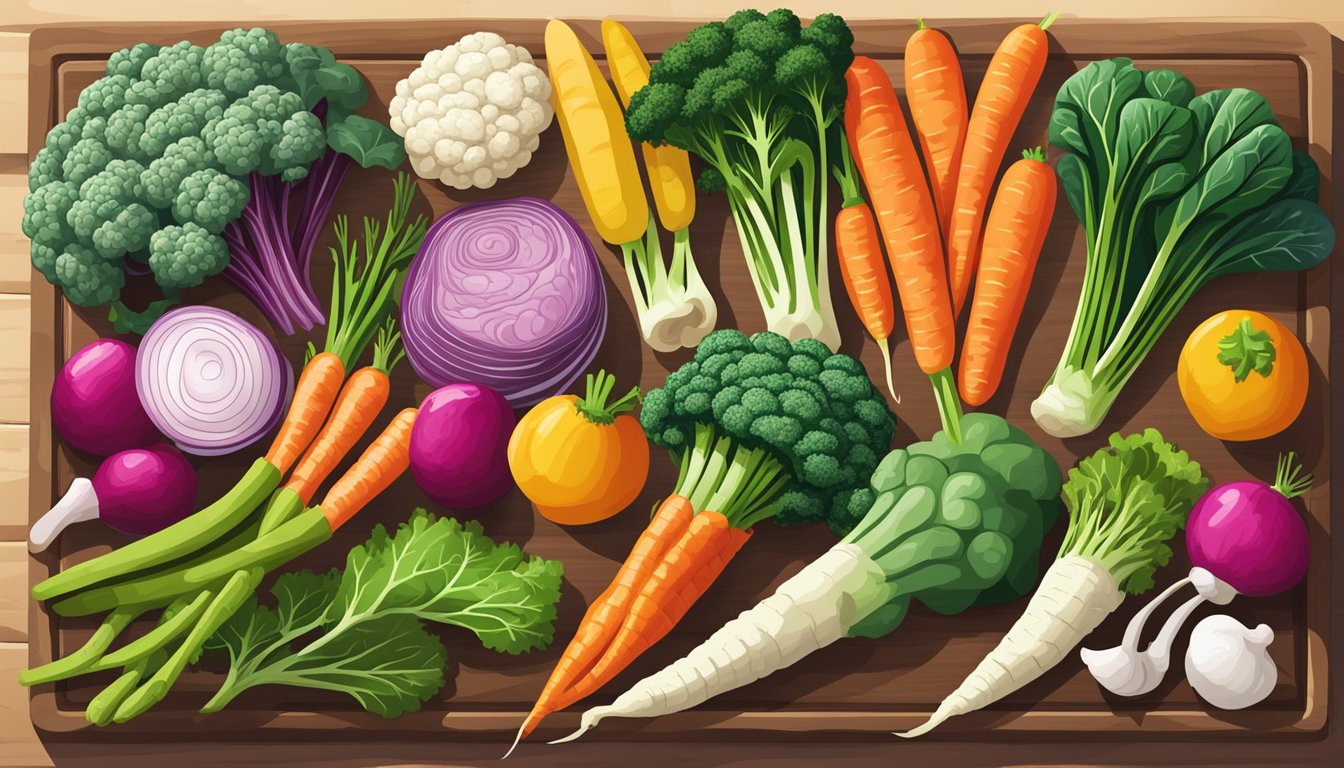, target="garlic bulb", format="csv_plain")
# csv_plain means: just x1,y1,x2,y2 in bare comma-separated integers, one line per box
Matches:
1185,615,1277,710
